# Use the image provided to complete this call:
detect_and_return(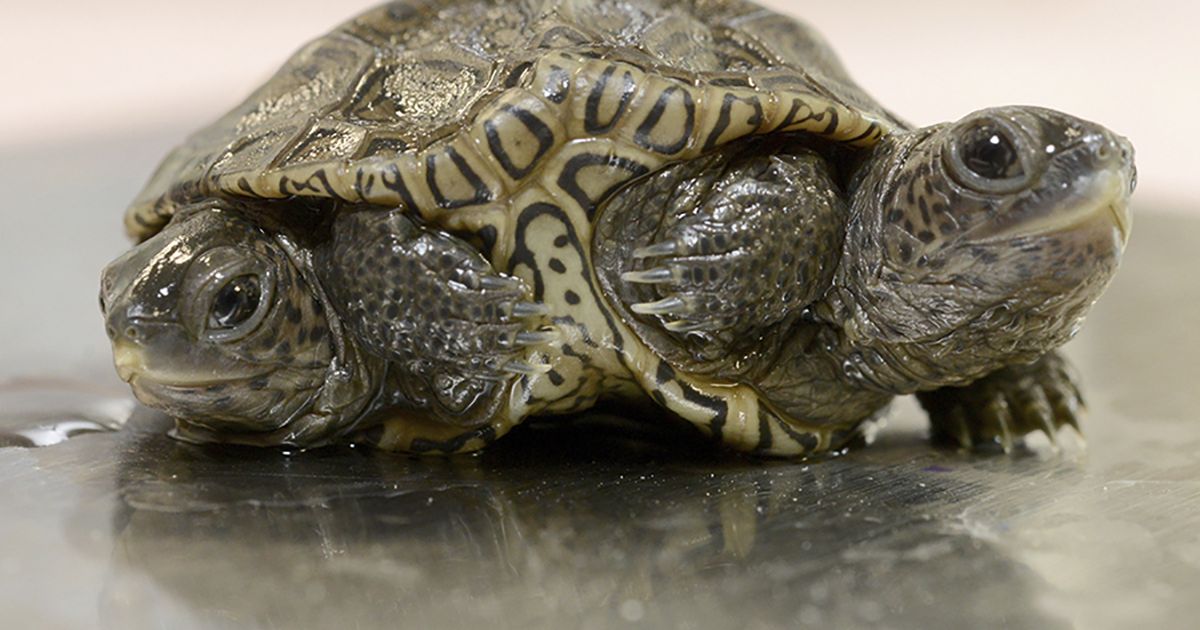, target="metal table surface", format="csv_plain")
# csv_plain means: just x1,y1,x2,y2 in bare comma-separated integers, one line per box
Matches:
1,133,1198,629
